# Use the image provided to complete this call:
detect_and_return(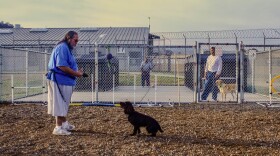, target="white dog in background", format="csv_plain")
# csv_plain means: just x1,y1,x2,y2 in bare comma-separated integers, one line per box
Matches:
215,79,236,101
